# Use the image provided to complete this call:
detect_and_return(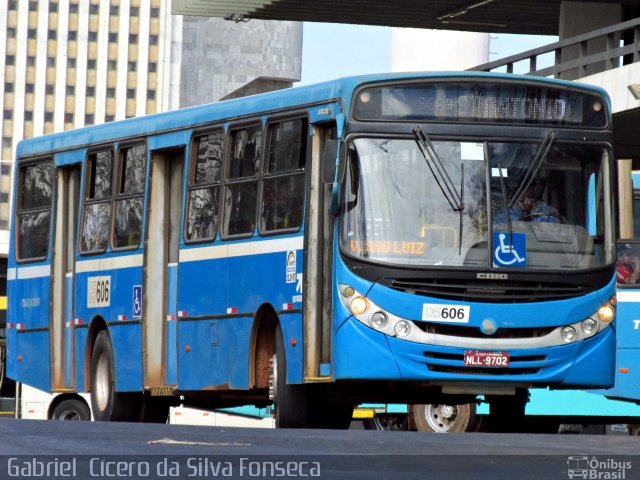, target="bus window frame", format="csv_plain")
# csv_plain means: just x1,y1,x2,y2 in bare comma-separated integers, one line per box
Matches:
184,126,225,245
258,113,309,237
14,156,55,264
220,121,263,240
79,147,115,256
110,140,148,252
